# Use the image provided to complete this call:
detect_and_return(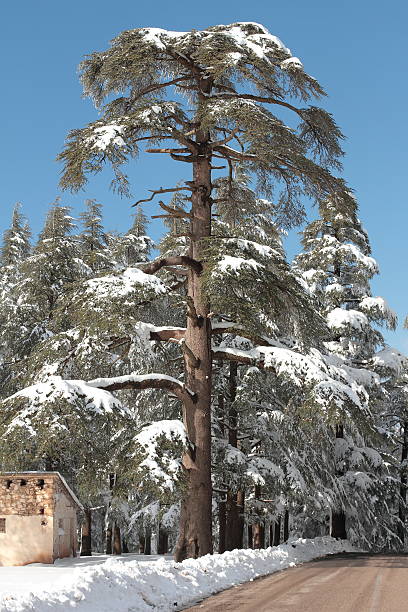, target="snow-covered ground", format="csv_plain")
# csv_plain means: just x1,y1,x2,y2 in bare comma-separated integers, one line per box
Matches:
0,537,356,611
